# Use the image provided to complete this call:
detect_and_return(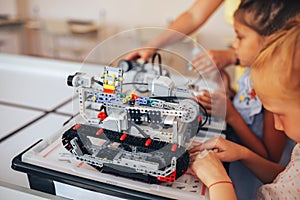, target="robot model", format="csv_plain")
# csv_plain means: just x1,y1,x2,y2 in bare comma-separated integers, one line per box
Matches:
62,64,207,184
